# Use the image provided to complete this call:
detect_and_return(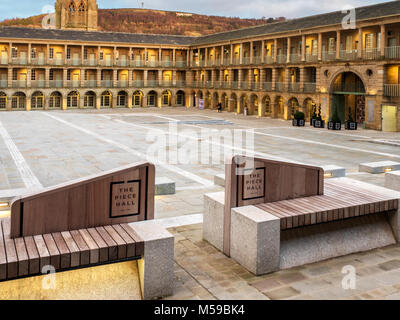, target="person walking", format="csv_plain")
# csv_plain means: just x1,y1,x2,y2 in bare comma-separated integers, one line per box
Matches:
217,102,222,113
